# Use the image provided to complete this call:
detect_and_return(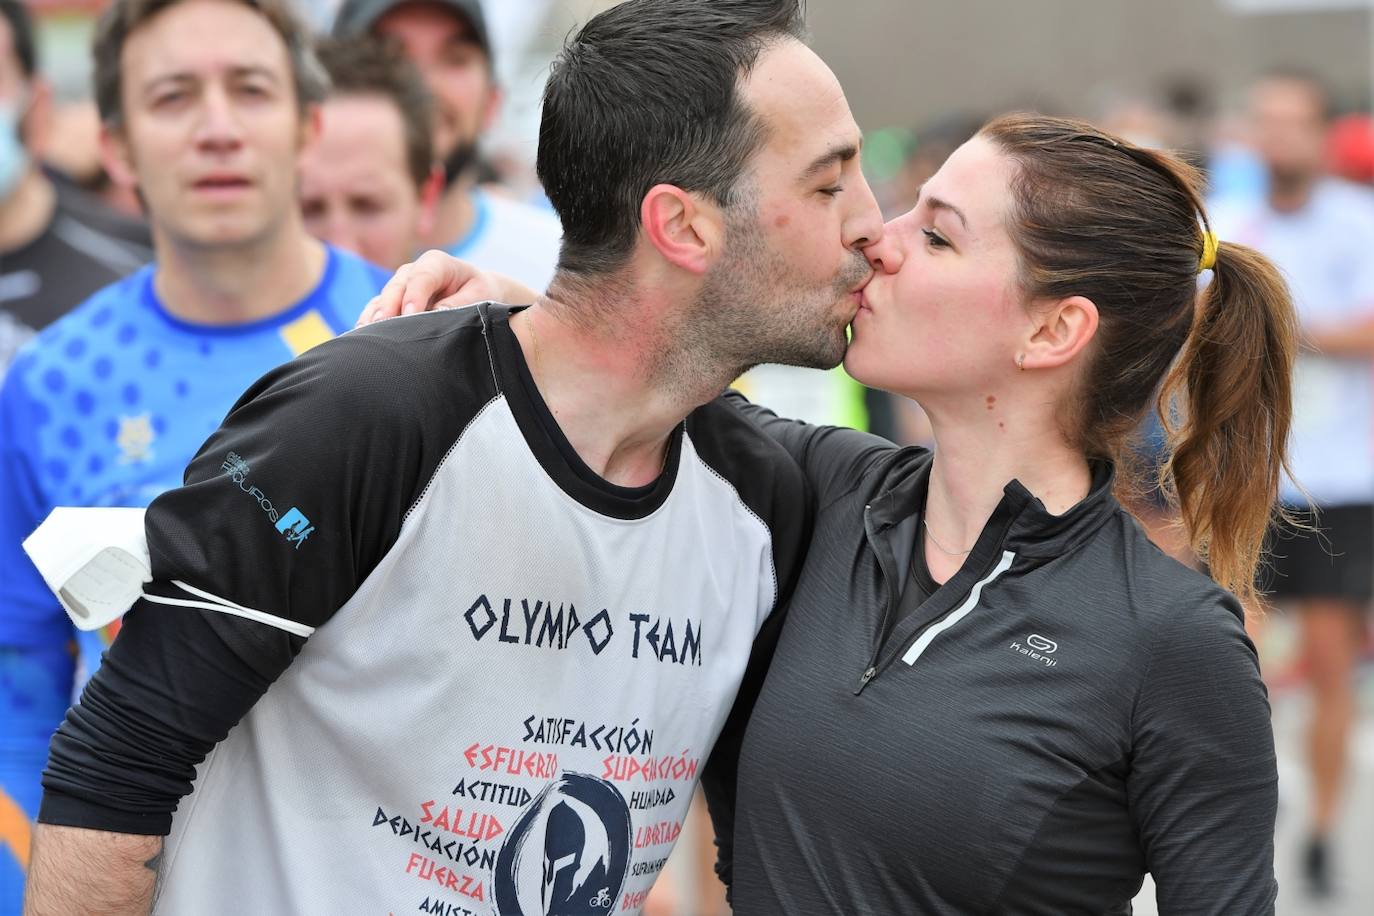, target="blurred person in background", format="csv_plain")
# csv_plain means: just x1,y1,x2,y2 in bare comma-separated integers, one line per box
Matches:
42,96,148,222
301,36,441,270
0,0,148,377
333,0,561,290
0,0,388,906
1211,69,1374,899
1159,75,1215,175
